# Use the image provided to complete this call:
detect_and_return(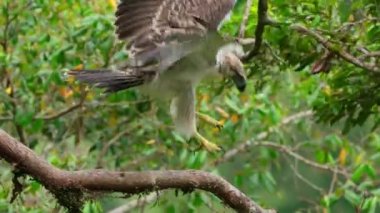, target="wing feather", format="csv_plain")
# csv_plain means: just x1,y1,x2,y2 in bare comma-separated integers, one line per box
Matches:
115,0,236,67
116,16,152,40
116,1,161,16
